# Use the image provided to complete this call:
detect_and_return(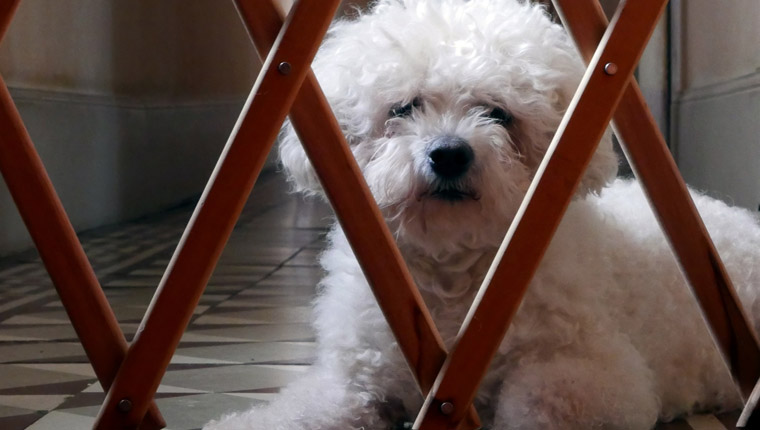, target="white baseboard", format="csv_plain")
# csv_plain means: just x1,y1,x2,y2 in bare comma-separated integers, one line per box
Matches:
676,71,760,104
